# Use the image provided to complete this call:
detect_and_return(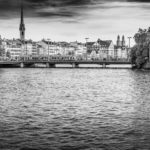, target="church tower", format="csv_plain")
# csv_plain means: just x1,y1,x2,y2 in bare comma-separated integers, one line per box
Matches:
122,35,125,47
19,0,25,41
117,35,121,47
